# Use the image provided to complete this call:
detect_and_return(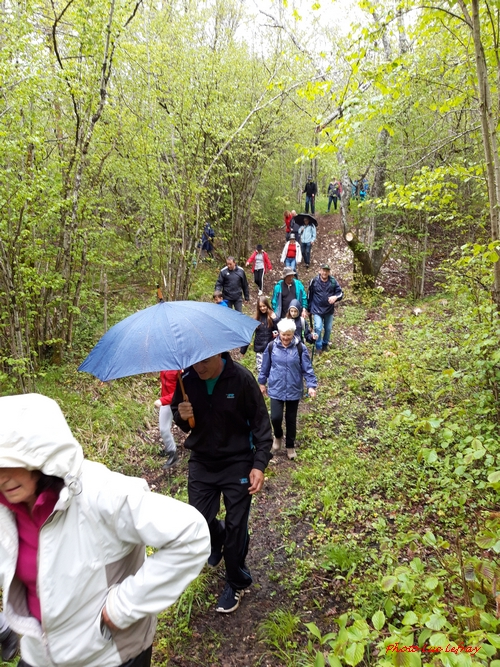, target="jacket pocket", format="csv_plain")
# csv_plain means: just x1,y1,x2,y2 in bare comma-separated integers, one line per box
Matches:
92,609,114,646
